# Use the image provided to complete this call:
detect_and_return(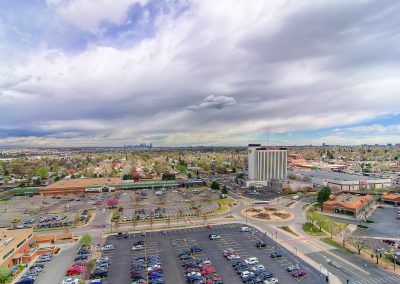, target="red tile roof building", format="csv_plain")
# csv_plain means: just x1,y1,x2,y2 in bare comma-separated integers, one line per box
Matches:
323,192,373,218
